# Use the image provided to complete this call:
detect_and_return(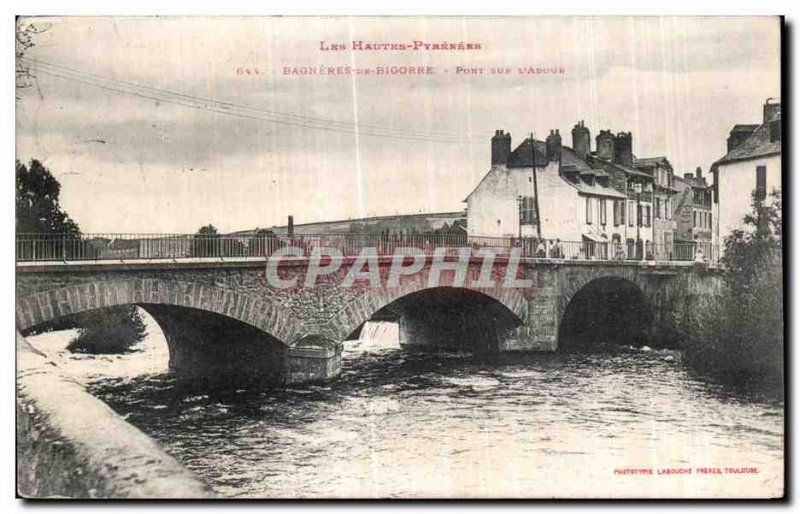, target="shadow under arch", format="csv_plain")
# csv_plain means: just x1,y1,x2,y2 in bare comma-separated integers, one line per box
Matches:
351,286,525,353
558,276,653,351
15,279,299,345
140,304,288,385
16,279,303,385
